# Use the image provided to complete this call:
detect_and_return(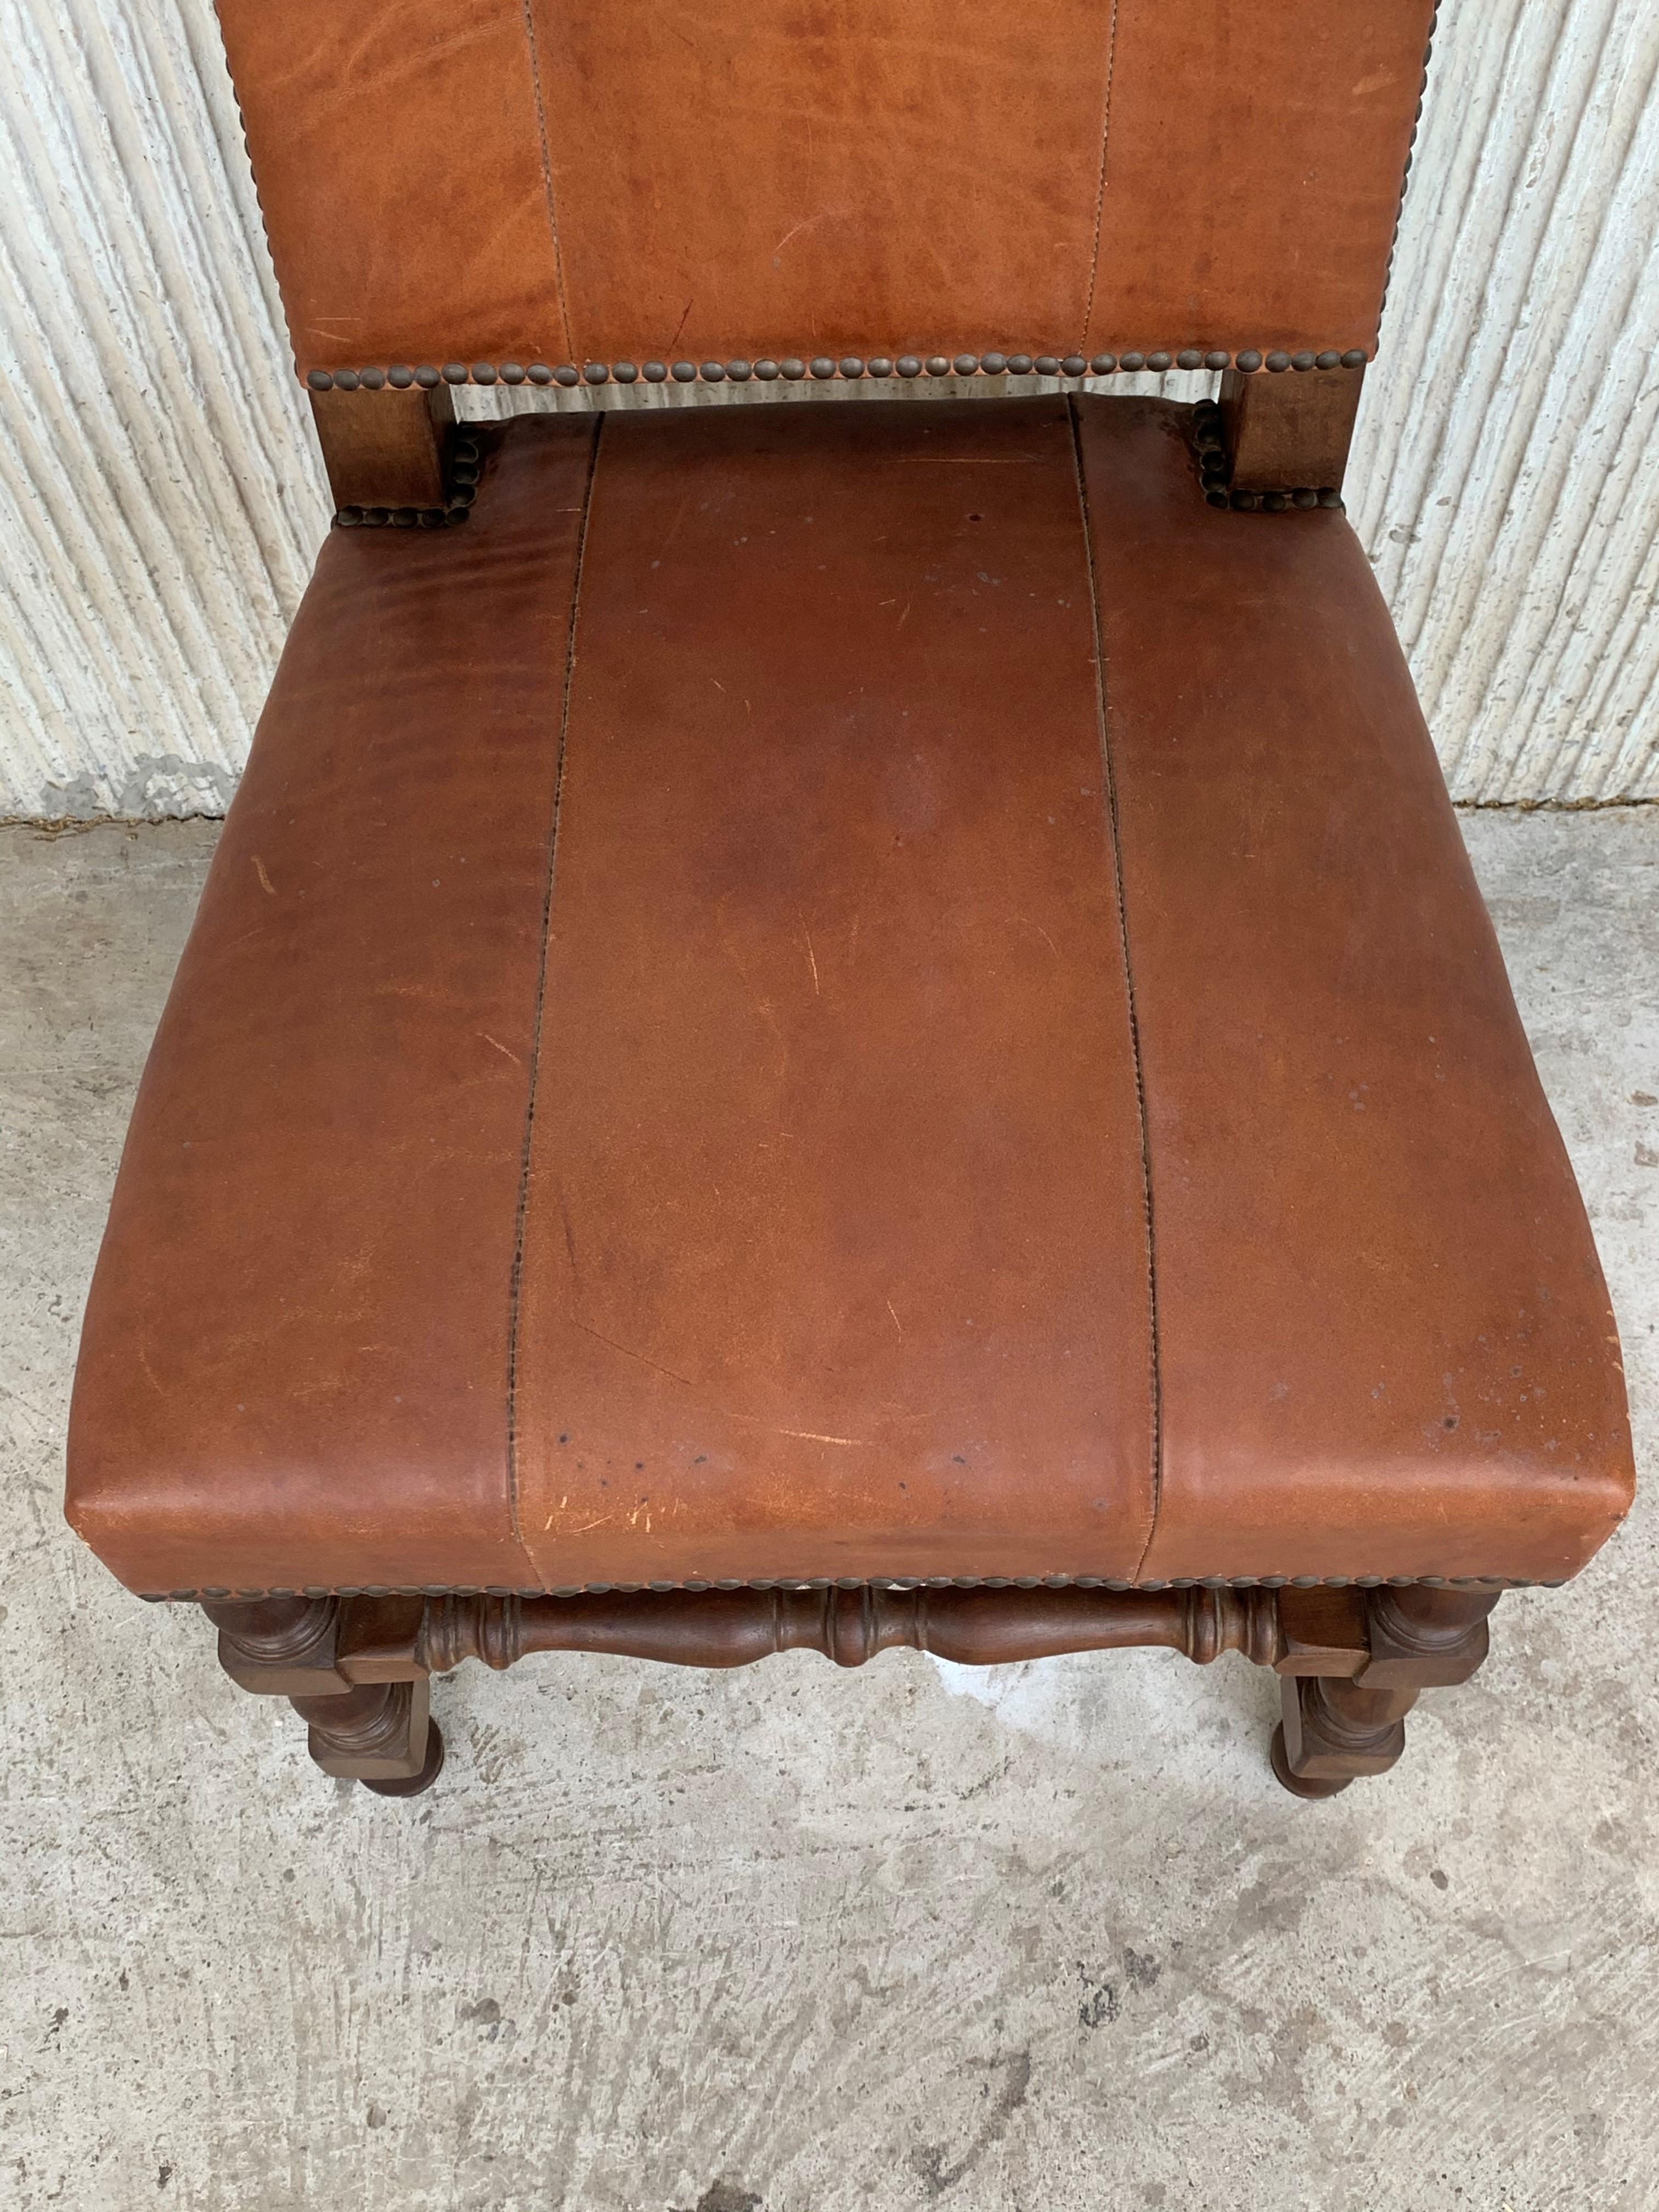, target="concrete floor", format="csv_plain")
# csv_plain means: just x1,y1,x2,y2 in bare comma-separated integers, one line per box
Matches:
1,810,1655,2212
